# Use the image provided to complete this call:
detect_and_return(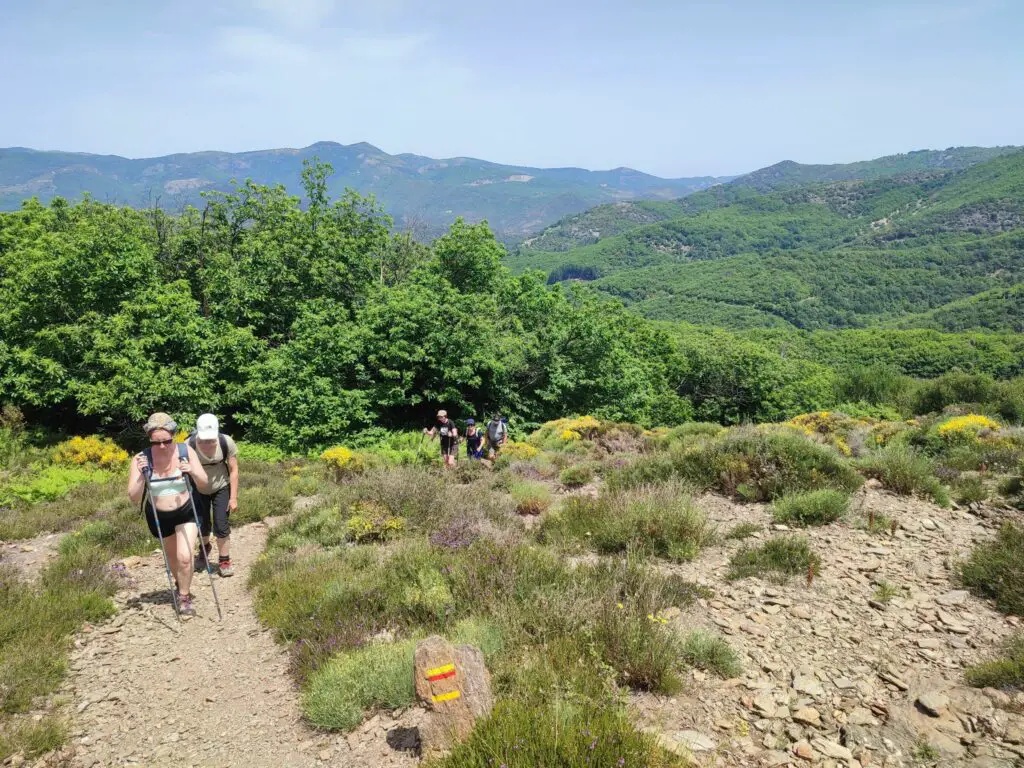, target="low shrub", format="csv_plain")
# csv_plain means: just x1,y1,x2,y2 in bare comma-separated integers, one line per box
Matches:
0,479,125,540
303,640,417,730
604,454,675,492
234,483,295,525
235,441,293,462
344,501,405,543
680,630,742,678
347,466,447,530
964,632,1024,689
771,489,850,527
728,536,821,582
953,475,988,506
509,480,552,515
434,696,686,768
674,427,863,502
320,445,366,478
857,444,950,506
558,463,594,488
0,466,113,506
542,484,711,562
960,522,1024,616
51,435,128,469
646,422,725,452
501,442,539,461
